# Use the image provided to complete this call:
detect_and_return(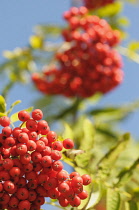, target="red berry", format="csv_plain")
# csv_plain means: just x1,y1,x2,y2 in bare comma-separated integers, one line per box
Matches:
16,188,29,200
18,200,31,210
63,138,74,149
2,126,12,137
32,109,43,120
0,116,10,127
82,174,91,186
26,119,38,131
18,110,30,122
